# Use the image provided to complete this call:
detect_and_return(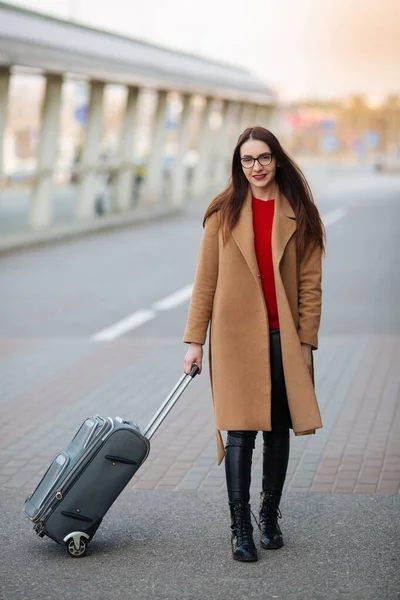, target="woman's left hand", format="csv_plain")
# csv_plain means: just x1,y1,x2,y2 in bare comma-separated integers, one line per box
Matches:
301,343,313,375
